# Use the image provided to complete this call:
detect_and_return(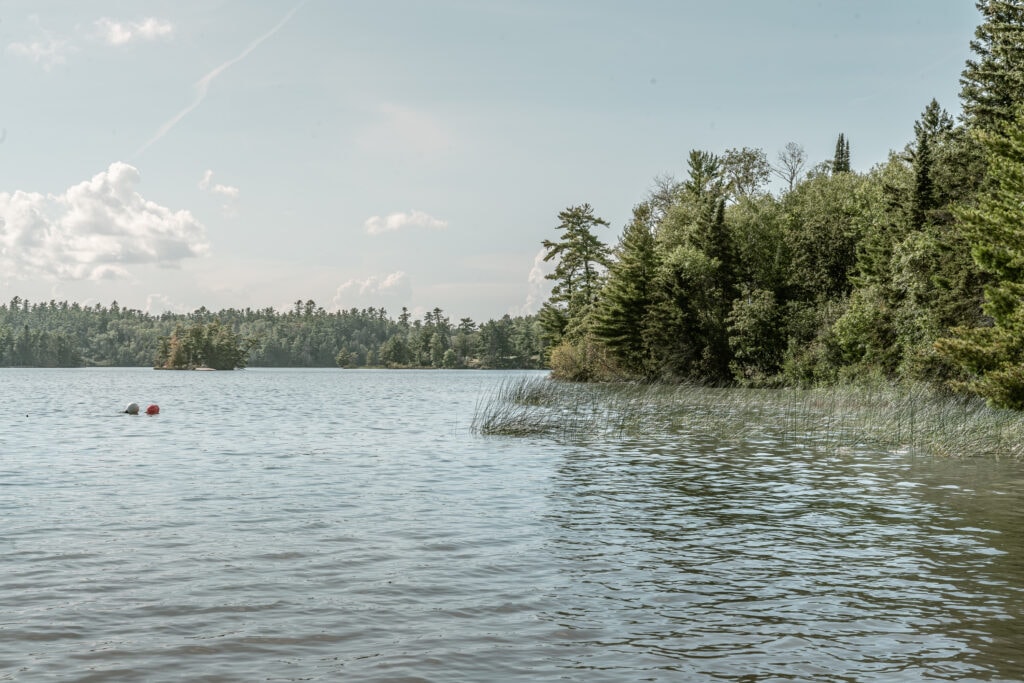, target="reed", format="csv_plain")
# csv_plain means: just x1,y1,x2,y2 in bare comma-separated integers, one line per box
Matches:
471,376,1024,459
